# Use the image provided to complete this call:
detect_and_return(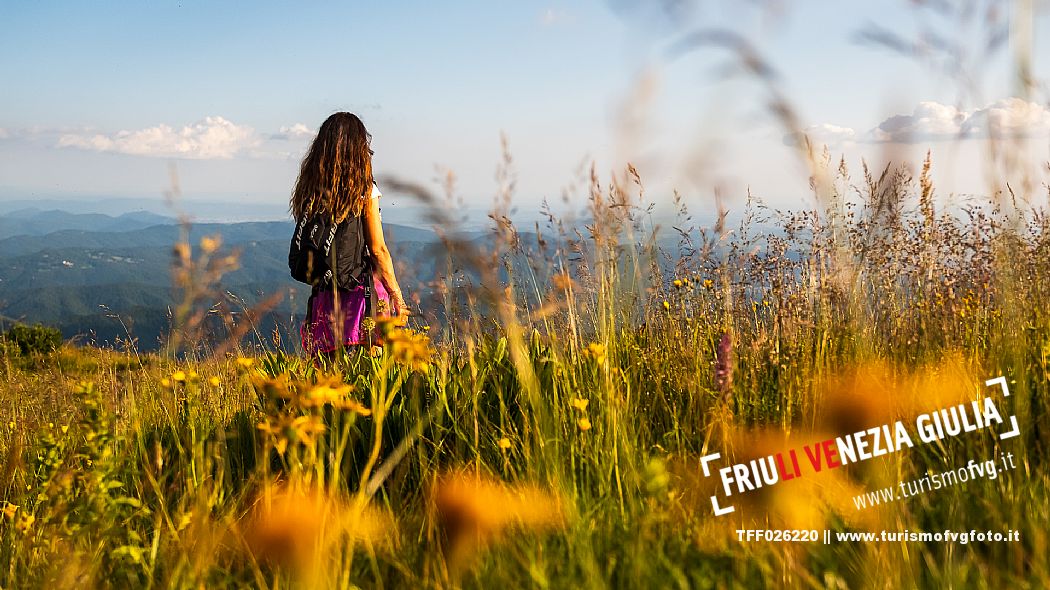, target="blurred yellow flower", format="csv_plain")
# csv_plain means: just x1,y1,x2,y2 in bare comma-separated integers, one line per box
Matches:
304,380,351,406
60,425,69,434
236,357,254,369
377,318,435,371
303,378,371,414
199,235,221,253
172,370,187,383
497,437,512,450
571,398,589,412
209,376,221,387
577,418,592,431
257,415,327,455
583,342,606,365
662,300,670,310
160,378,171,388
15,514,34,533
434,471,567,570
245,483,393,573
673,279,683,288
2,503,17,520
